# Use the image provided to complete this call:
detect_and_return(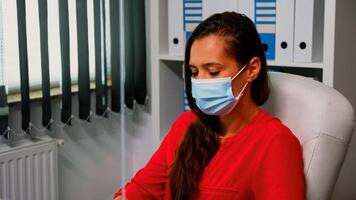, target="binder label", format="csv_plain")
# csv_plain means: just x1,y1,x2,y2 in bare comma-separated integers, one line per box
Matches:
255,0,276,60
183,0,203,42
